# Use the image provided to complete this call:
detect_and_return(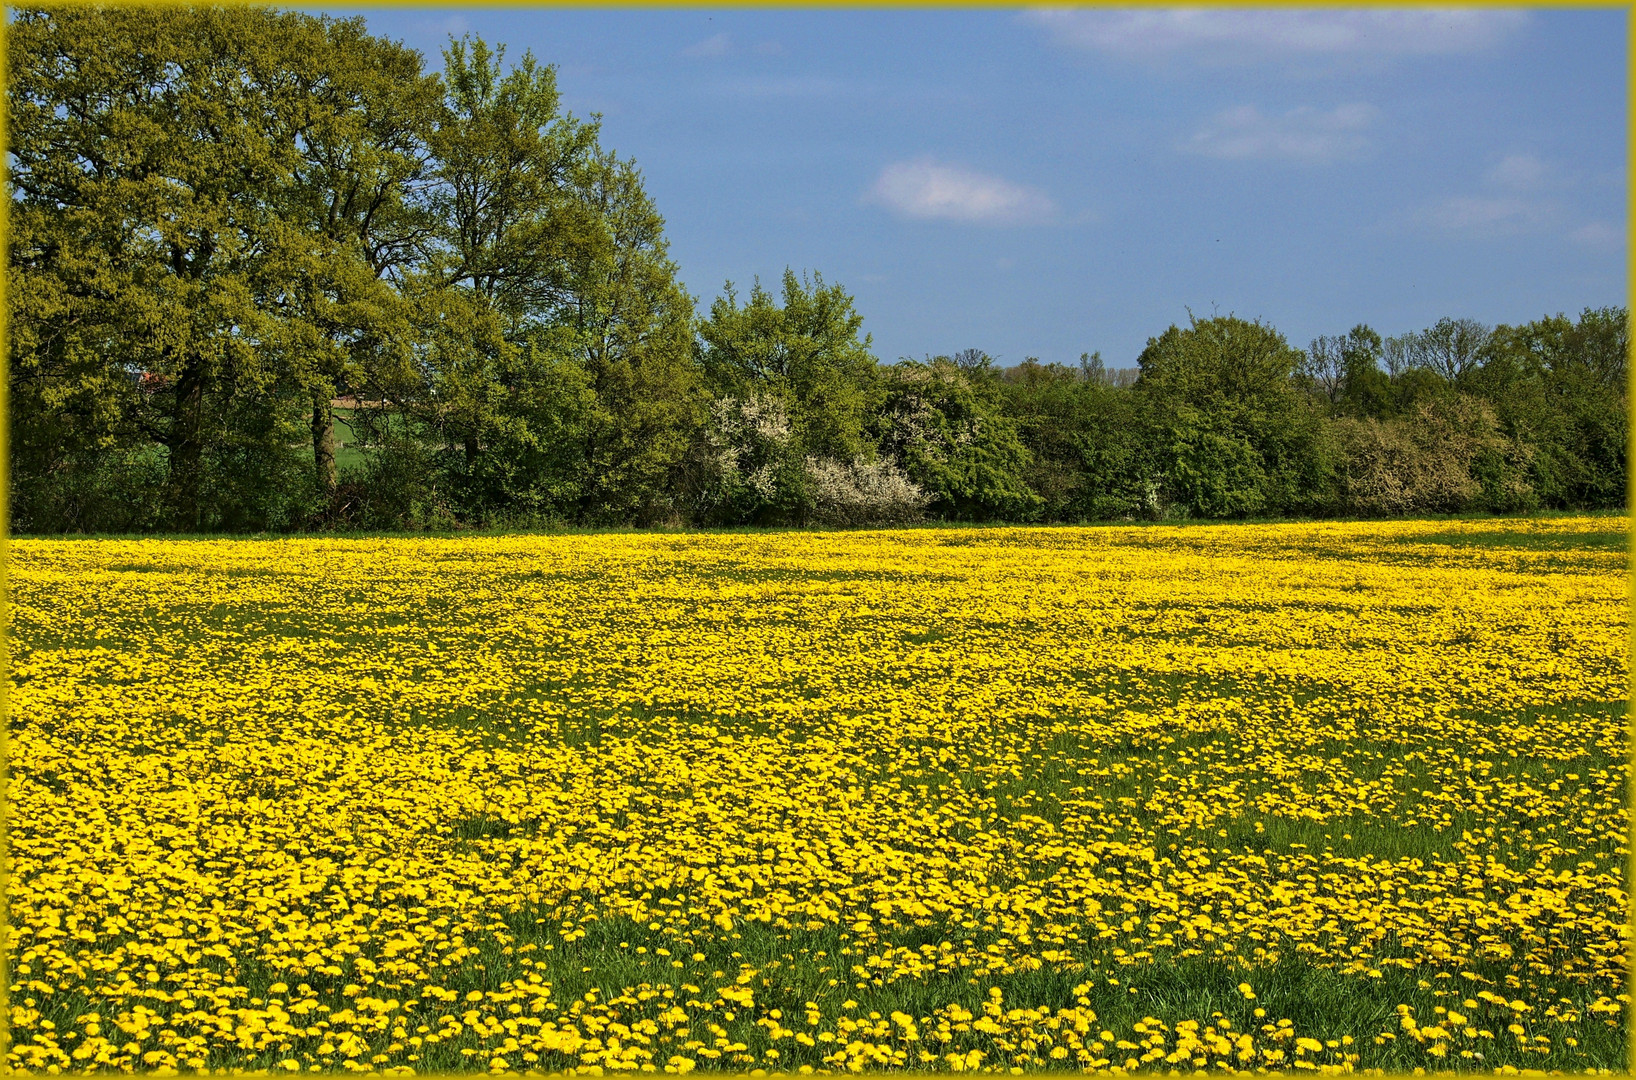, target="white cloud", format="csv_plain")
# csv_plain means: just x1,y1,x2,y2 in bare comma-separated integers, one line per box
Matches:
753,40,785,56
1183,103,1377,164
865,160,1057,225
1569,221,1625,250
1024,8,1527,60
681,33,732,59
1487,153,1549,192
